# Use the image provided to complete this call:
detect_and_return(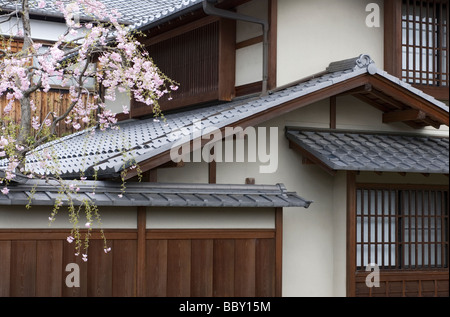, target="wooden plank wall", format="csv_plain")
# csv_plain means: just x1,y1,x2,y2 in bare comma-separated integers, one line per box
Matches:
0,90,94,137
0,229,277,297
